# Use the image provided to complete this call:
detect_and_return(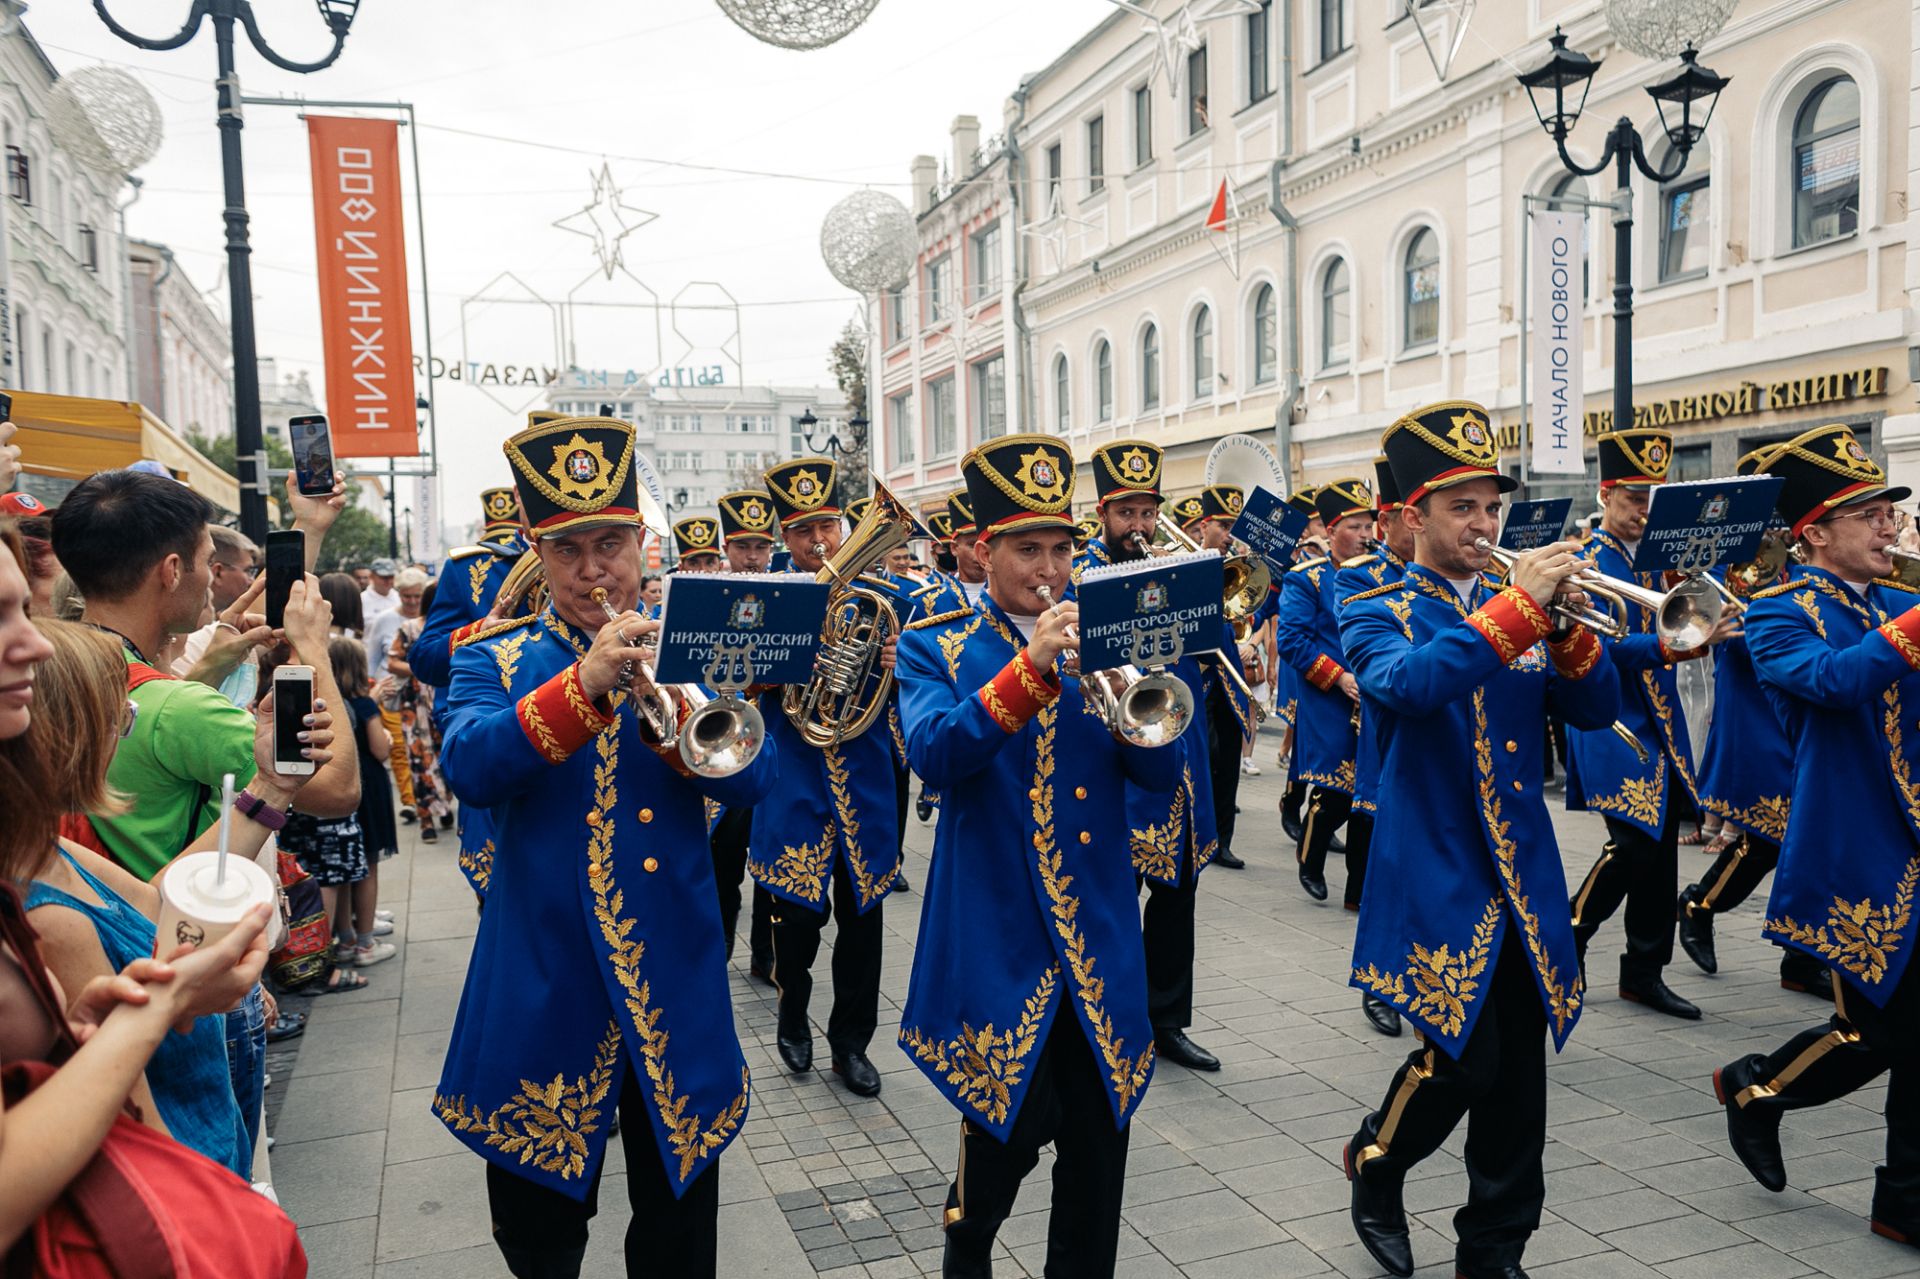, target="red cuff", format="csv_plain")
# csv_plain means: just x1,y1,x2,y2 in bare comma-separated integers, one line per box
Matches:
1465,587,1553,664
449,618,487,649
1658,640,1708,664
979,649,1060,733
1304,654,1346,692
1880,606,1920,671
517,662,616,764
1548,626,1603,680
